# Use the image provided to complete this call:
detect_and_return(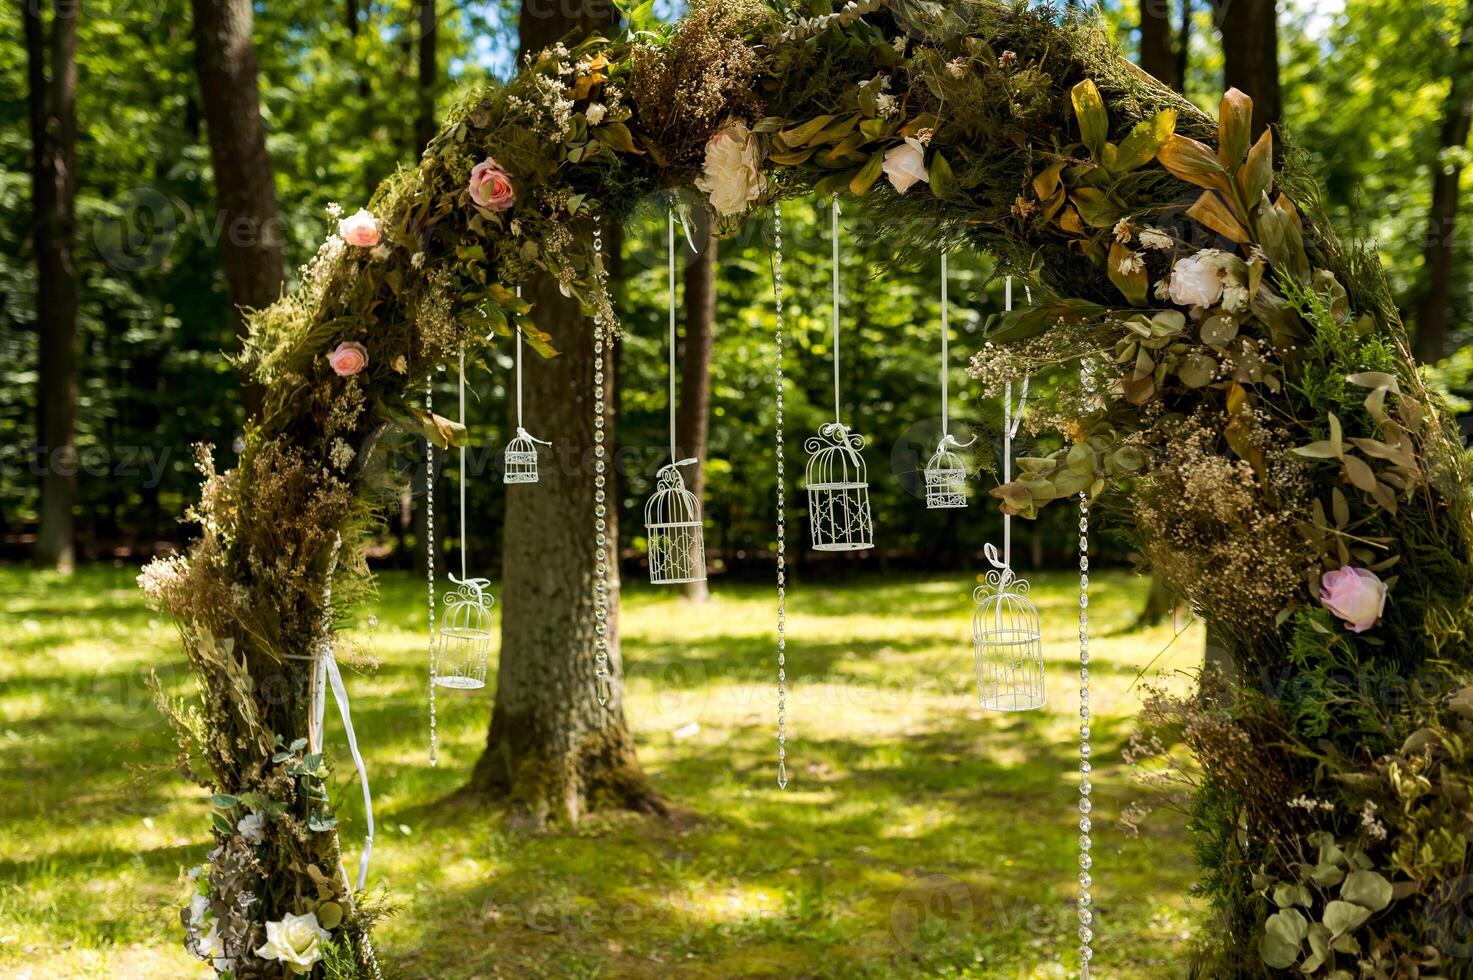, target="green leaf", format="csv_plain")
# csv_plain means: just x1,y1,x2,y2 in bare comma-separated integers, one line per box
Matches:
929,151,955,199
778,115,838,148
592,122,640,154
1341,870,1393,912
1324,900,1372,937
1112,109,1177,171
316,901,344,930
849,150,886,196
1071,79,1109,159
211,794,239,810
1260,908,1307,969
